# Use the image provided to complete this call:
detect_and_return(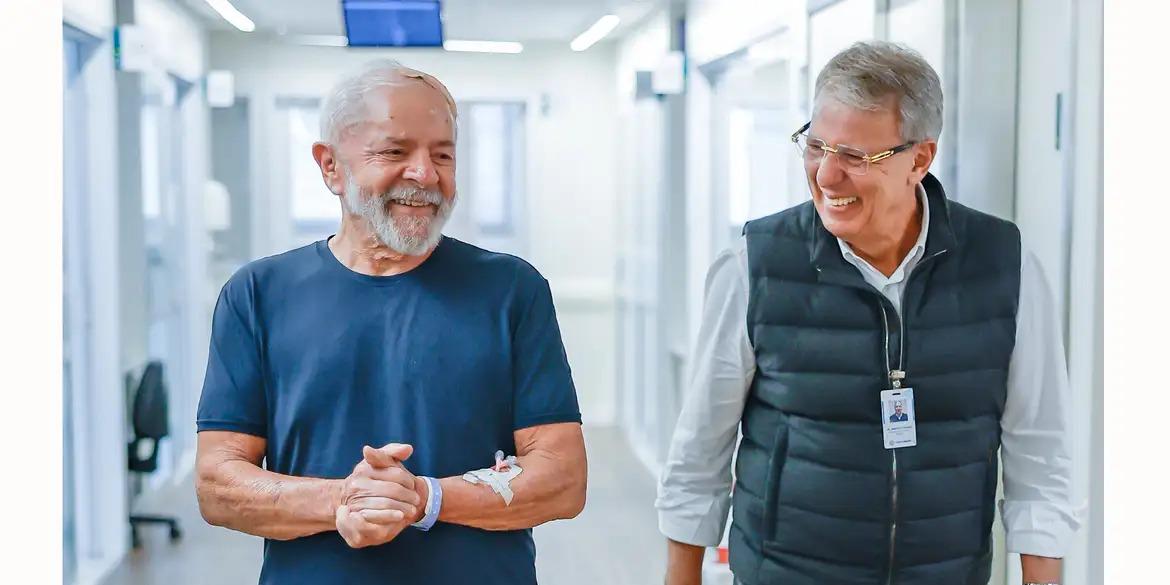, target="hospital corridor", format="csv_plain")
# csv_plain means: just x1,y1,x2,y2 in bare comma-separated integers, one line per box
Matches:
53,1,1104,584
